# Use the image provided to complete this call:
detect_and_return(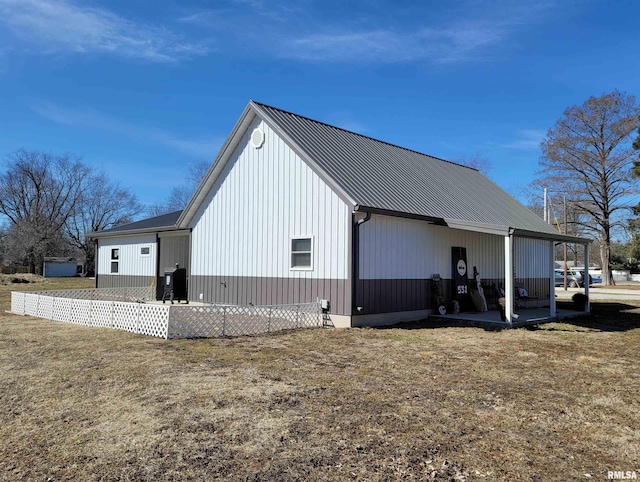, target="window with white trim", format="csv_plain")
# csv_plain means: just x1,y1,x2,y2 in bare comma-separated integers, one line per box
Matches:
110,248,119,274
140,246,151,257
291,237,313,270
